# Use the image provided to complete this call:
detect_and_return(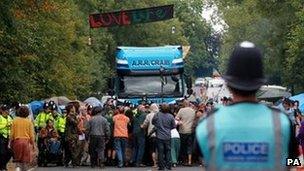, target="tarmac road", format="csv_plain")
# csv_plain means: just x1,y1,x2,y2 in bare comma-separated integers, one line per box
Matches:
36,166,204,171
